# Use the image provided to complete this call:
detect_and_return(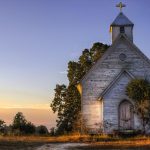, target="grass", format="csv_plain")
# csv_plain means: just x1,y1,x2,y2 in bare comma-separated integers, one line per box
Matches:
0,134,150,149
